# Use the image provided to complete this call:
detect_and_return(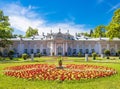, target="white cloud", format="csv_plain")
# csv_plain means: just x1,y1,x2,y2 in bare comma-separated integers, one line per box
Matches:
2,3,91,35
